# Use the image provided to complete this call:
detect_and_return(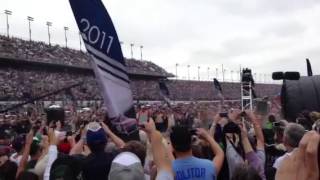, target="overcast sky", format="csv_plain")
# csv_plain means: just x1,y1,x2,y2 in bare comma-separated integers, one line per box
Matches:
1,0,320,82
